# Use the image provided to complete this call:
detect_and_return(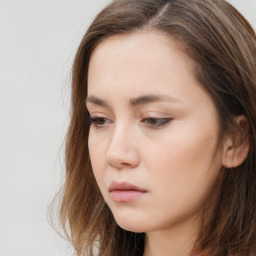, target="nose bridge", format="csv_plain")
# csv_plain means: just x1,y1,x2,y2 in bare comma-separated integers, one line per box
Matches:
106,120,139,169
